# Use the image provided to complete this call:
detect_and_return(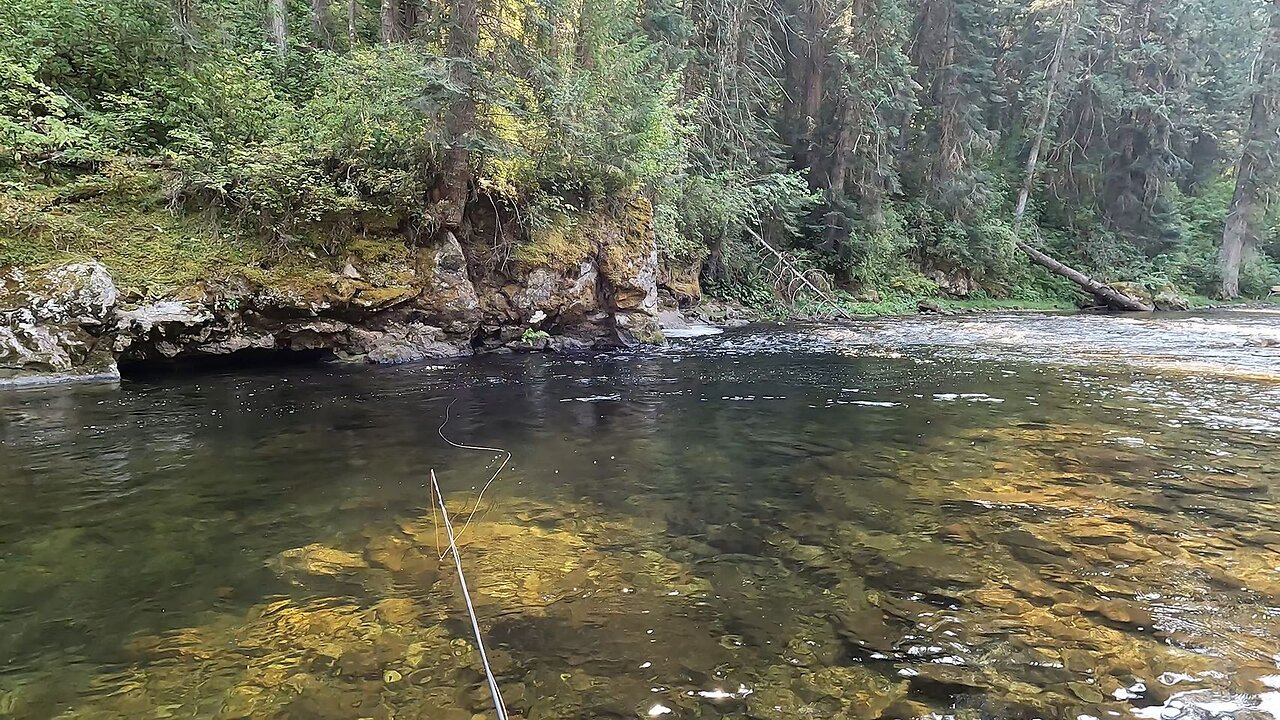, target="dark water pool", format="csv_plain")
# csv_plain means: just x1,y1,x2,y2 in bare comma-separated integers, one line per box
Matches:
2,310,1279,719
